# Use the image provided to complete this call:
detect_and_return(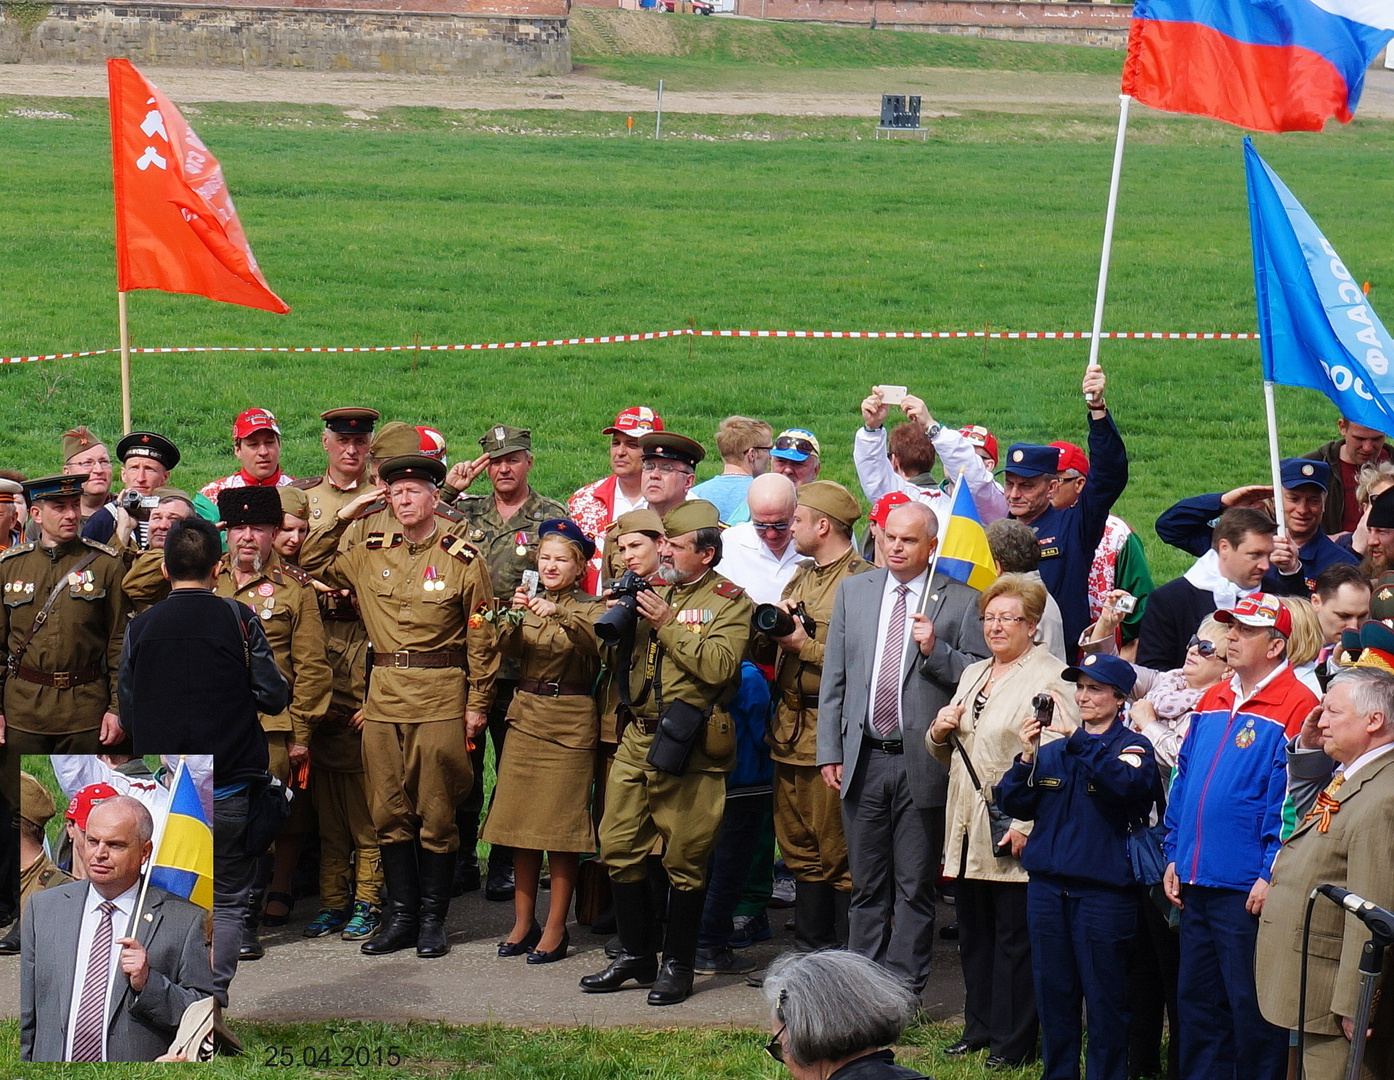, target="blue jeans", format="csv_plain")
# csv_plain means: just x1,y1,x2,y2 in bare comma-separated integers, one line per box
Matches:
1177,884,1288,1080
697,791,771,952
1028,875,1136,1080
